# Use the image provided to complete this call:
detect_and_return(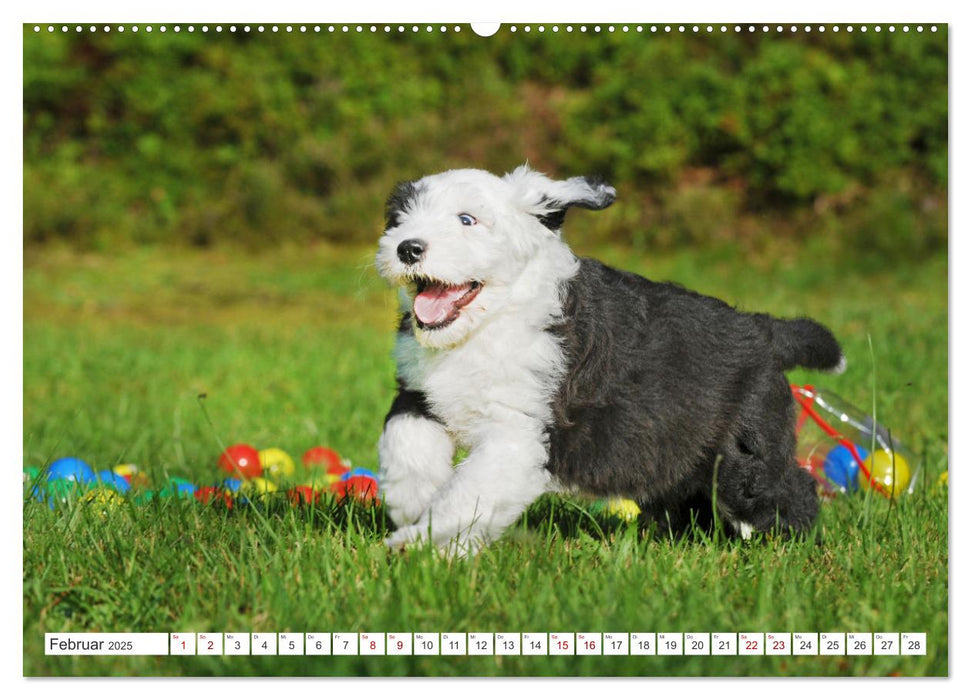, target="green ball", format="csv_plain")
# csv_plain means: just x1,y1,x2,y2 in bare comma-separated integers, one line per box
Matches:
133,490,156,506
158,478,197,500
590,498,641,521
34,478,87,507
